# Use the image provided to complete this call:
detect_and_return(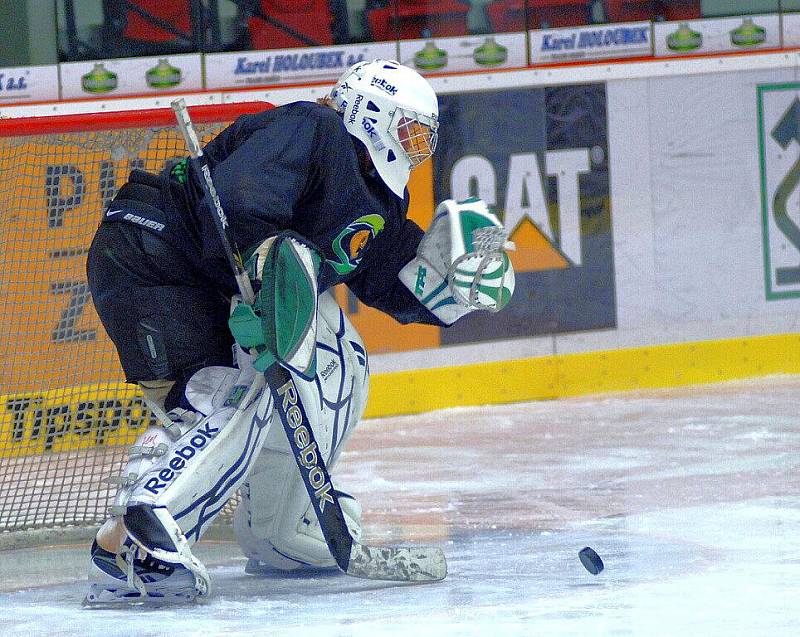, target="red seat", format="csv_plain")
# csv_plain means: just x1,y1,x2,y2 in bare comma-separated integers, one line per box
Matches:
367,7,396,41
486,0,592,31
658,0,701,21
368,1,470,41
605,0,701,23
248,0,334,49
121,0,192,42
526,0,590,29
604,0,651,21
485,0,526,33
